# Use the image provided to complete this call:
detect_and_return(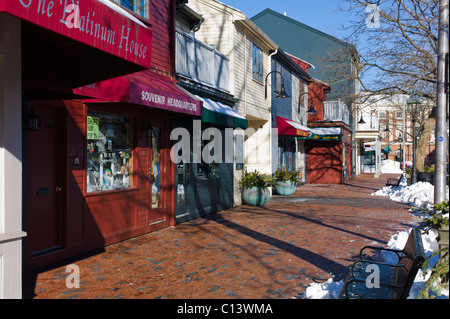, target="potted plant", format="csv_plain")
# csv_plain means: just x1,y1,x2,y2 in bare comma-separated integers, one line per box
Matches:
273,167,301,196
239,168,275,206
